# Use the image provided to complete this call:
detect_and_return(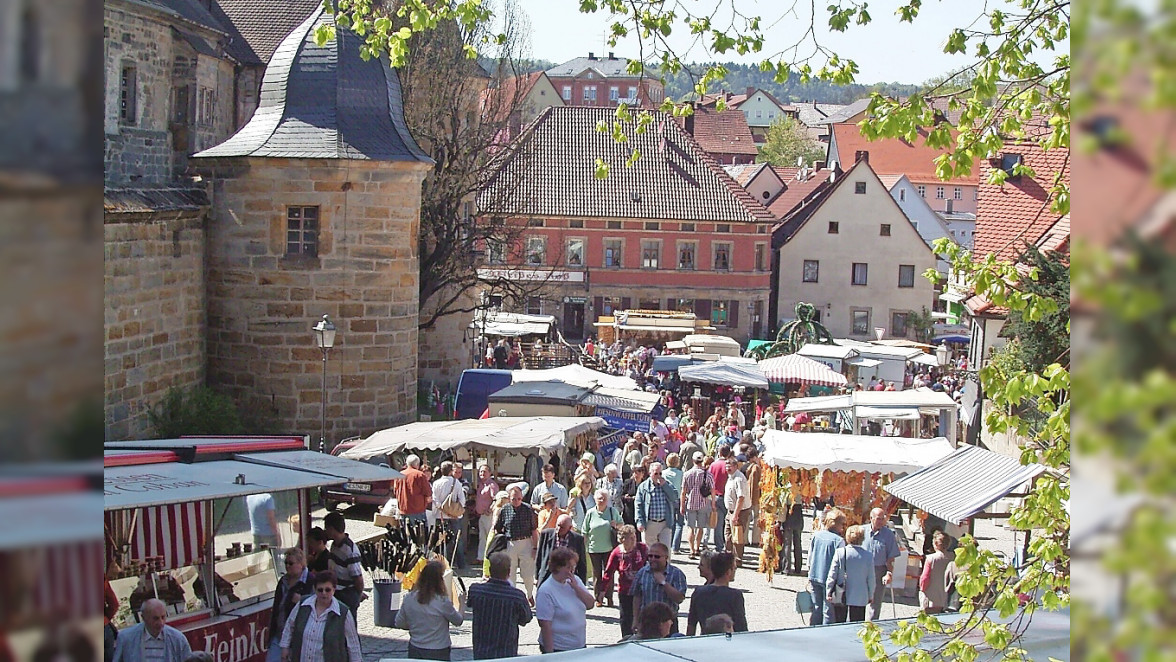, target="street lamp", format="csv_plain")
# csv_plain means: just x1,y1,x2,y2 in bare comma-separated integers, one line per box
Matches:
936,343,950,367
312,314,336,453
